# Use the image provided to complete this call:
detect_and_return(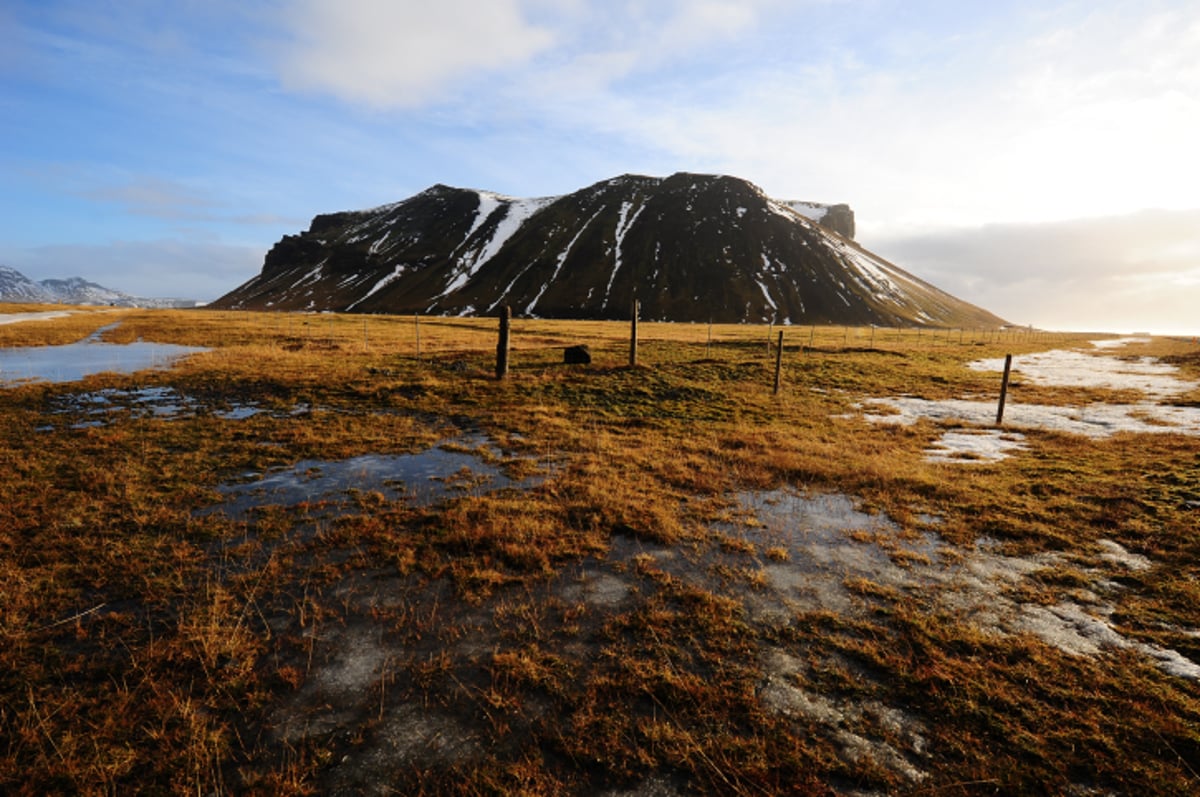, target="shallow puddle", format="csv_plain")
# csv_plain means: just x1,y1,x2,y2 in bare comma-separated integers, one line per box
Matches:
49,386,200,426
41,386,299,429
208,435,537,518
0,324,208,385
